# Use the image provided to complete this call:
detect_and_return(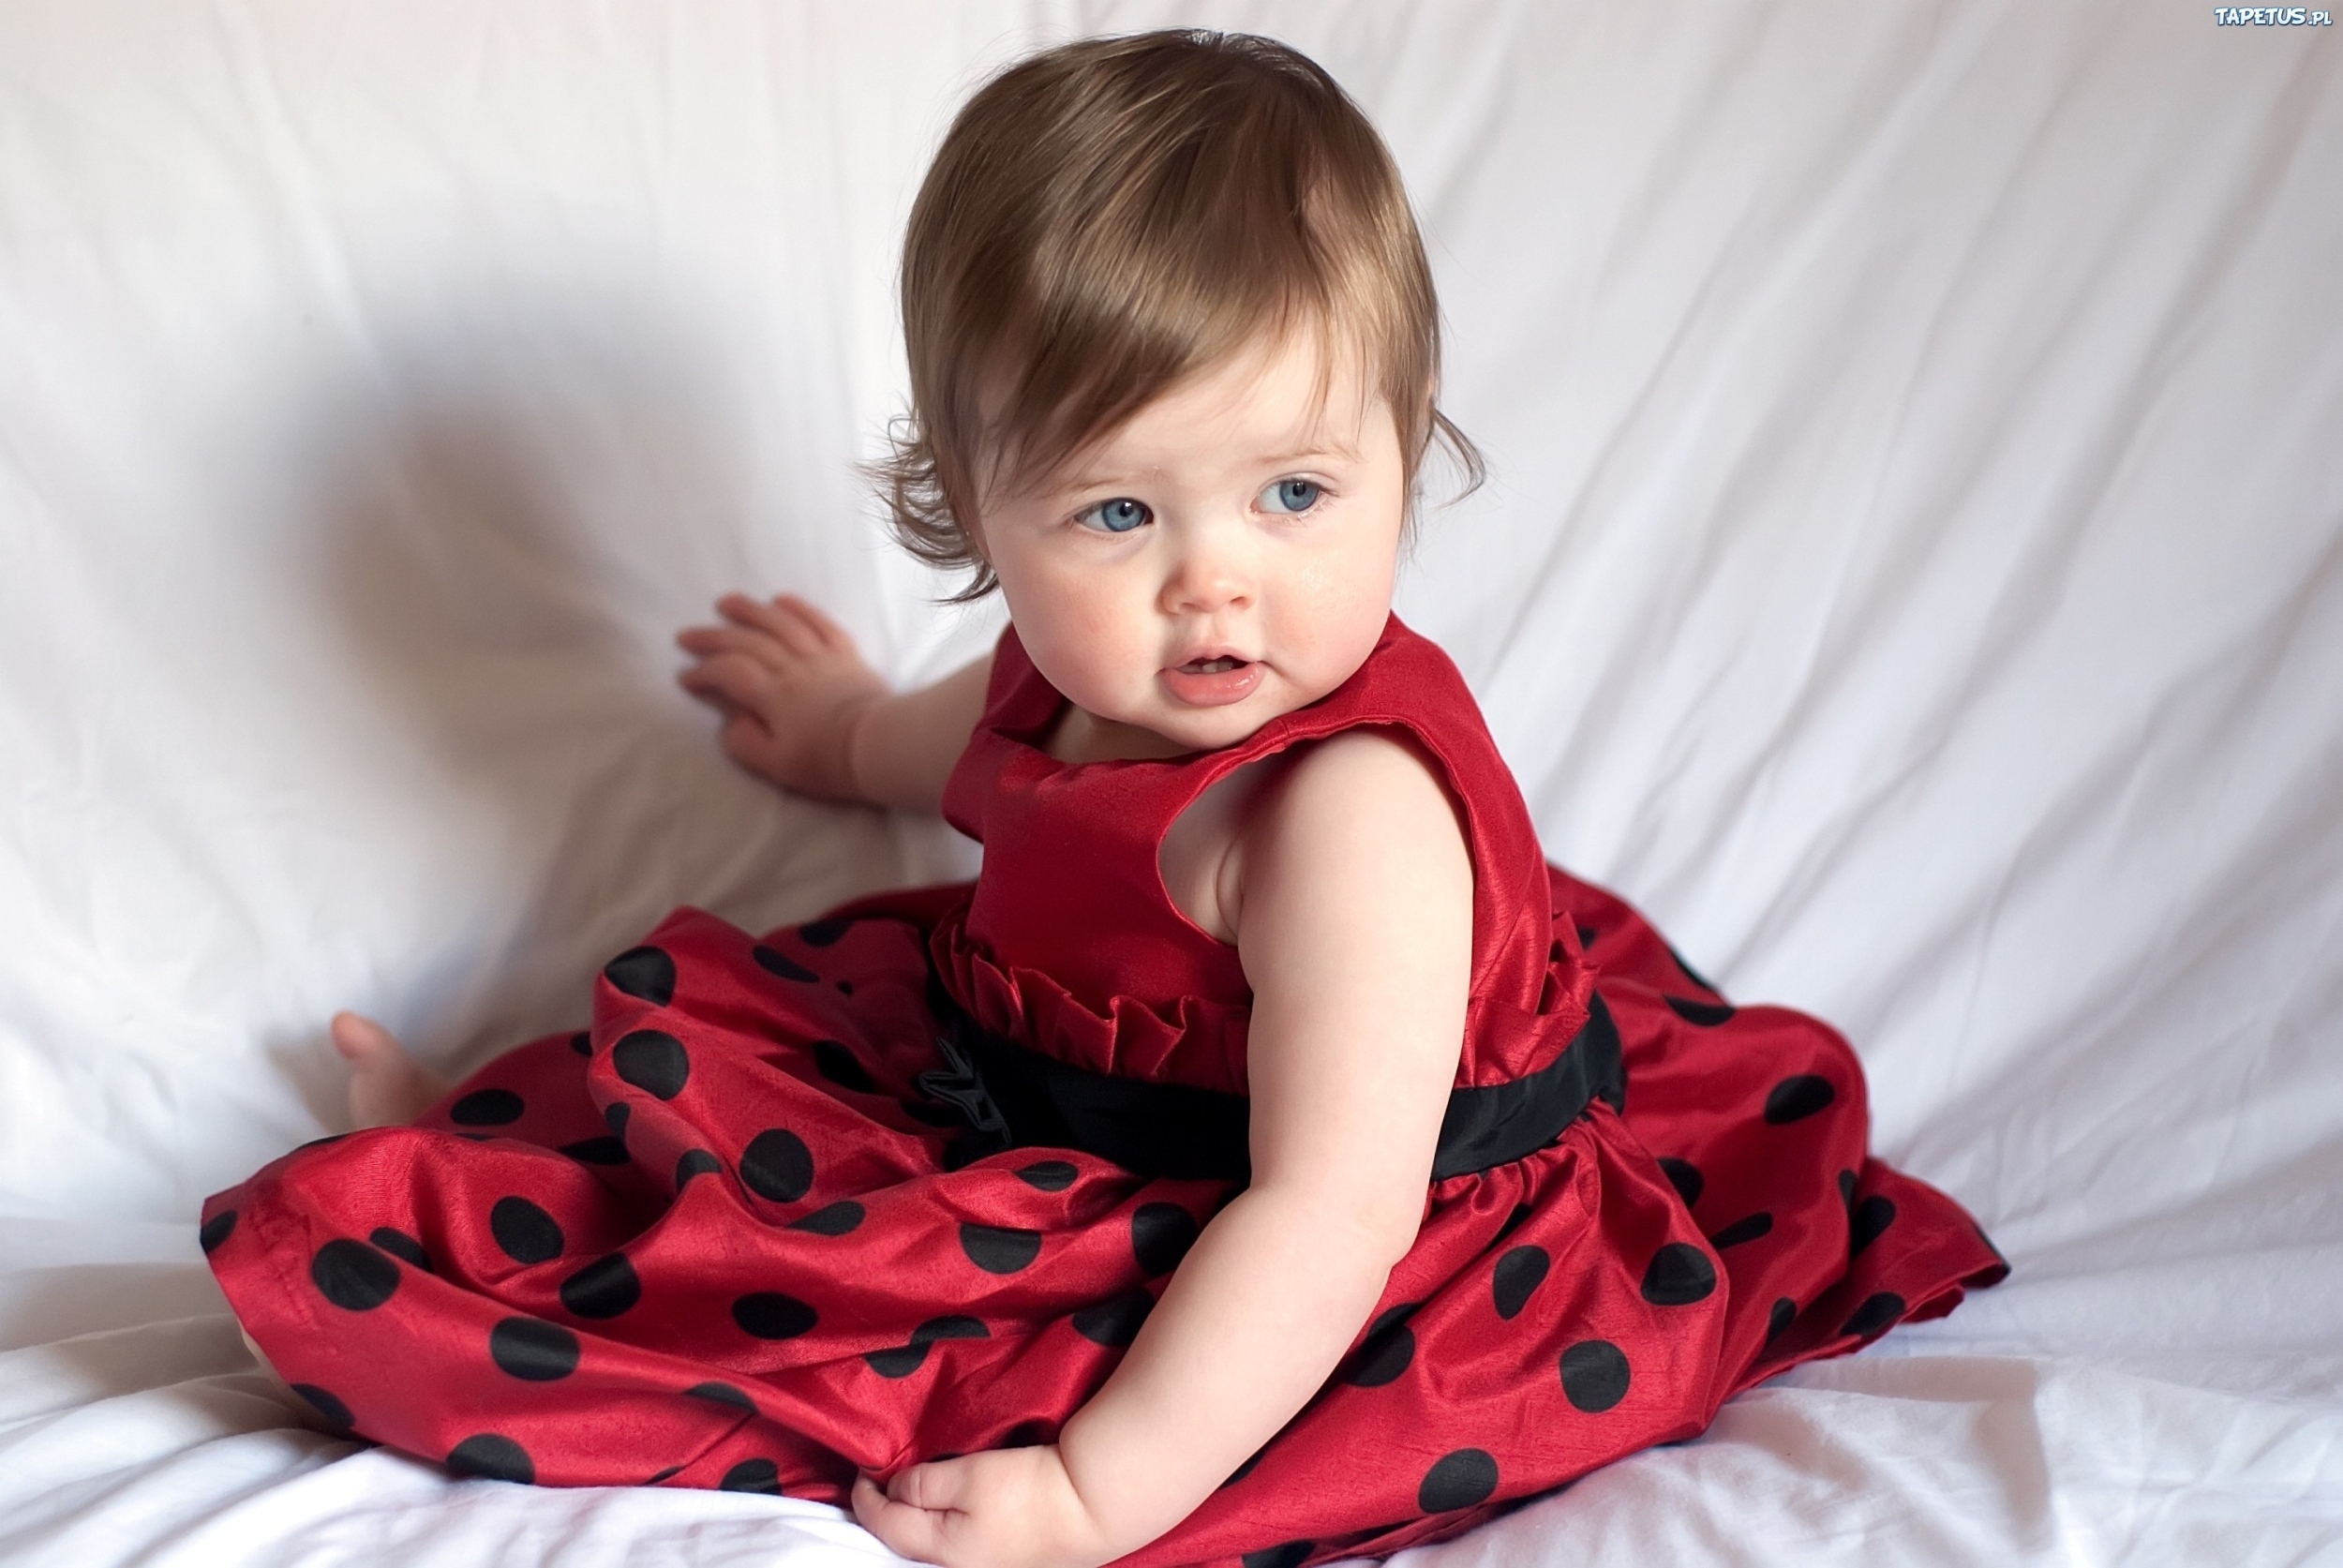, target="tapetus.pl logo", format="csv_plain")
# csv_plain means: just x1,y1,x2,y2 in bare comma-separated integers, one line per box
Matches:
2213,6,2334,21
